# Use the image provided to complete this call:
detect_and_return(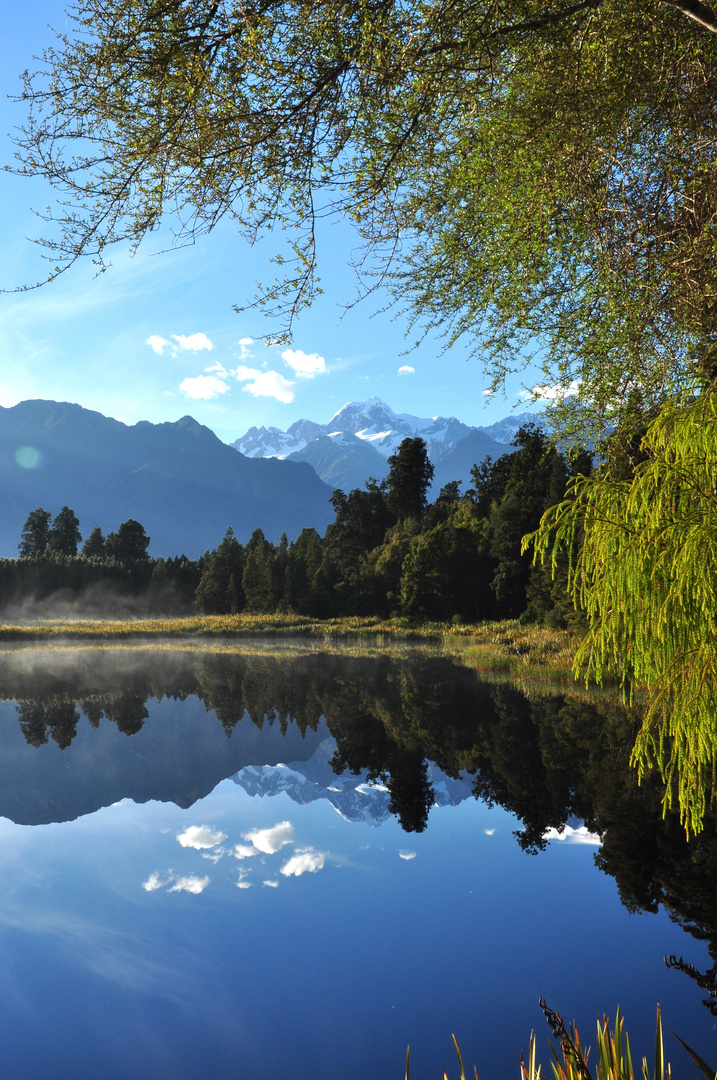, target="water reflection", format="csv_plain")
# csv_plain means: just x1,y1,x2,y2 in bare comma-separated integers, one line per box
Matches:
0,642,716,1020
